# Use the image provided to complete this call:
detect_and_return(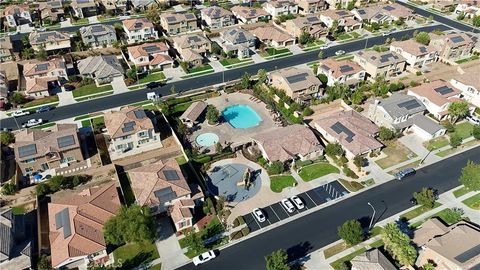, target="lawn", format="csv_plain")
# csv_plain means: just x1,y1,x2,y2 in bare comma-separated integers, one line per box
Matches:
337,33,353,41
433,208,465,225
369,239,384,249
219,58,253,67
187,64,213,74
139,72,166,84
81,119,91,127
74,114,91,121
32,122,56,129
262,47,290,56
339,179,364,192
425,136,449,151
118,172,136,206
454,122,473,139
462,193,480,210
351,32,361,38
73,84,113,98
112,242,159,270
76,91,113,102
436,139,480,157
24,96,59,108
361,178,375,187
330,247,367,270
400,202,442,220
270,175,297,193
298,162,339,182
324,241,349,259
11,206,28,215
375,141,416,169
453,186,471,198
